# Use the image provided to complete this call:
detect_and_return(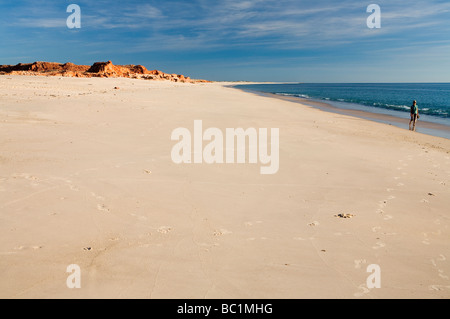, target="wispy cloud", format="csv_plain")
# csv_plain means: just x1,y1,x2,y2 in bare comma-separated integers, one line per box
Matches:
1,0,449,81
5,0,449,49
12,18,66,28
123,4,164,19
